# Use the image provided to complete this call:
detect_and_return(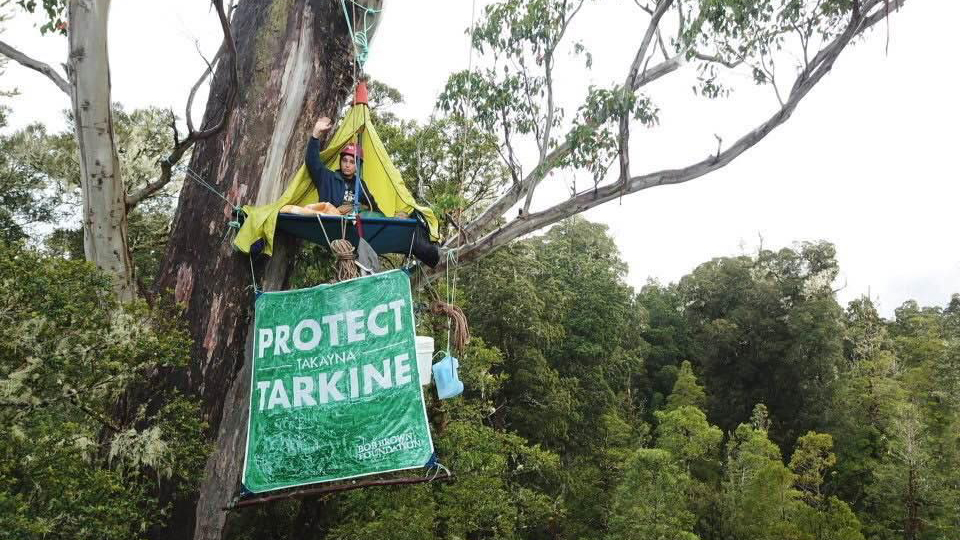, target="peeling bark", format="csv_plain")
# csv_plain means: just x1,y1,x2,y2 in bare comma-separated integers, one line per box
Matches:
151,1,366,538
143,0,904,537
